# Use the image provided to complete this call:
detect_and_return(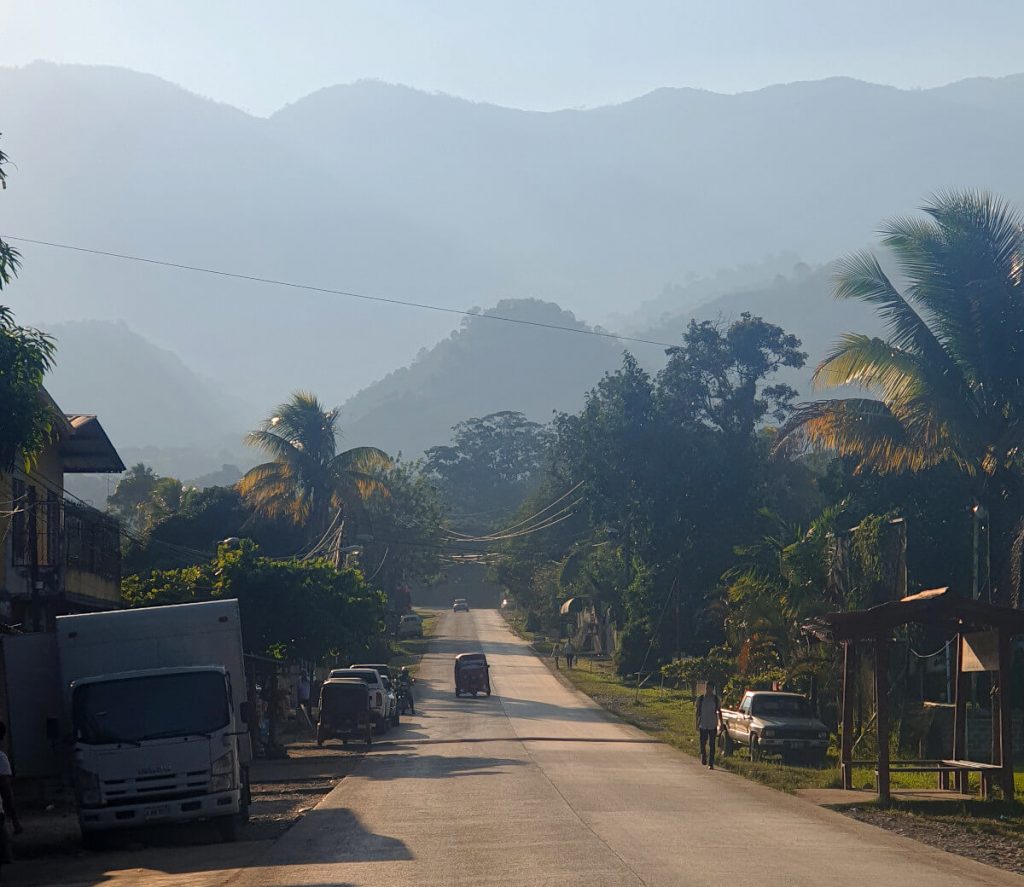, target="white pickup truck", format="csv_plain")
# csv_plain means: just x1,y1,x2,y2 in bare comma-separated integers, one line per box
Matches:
720,690,829,766
56,600,252,845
